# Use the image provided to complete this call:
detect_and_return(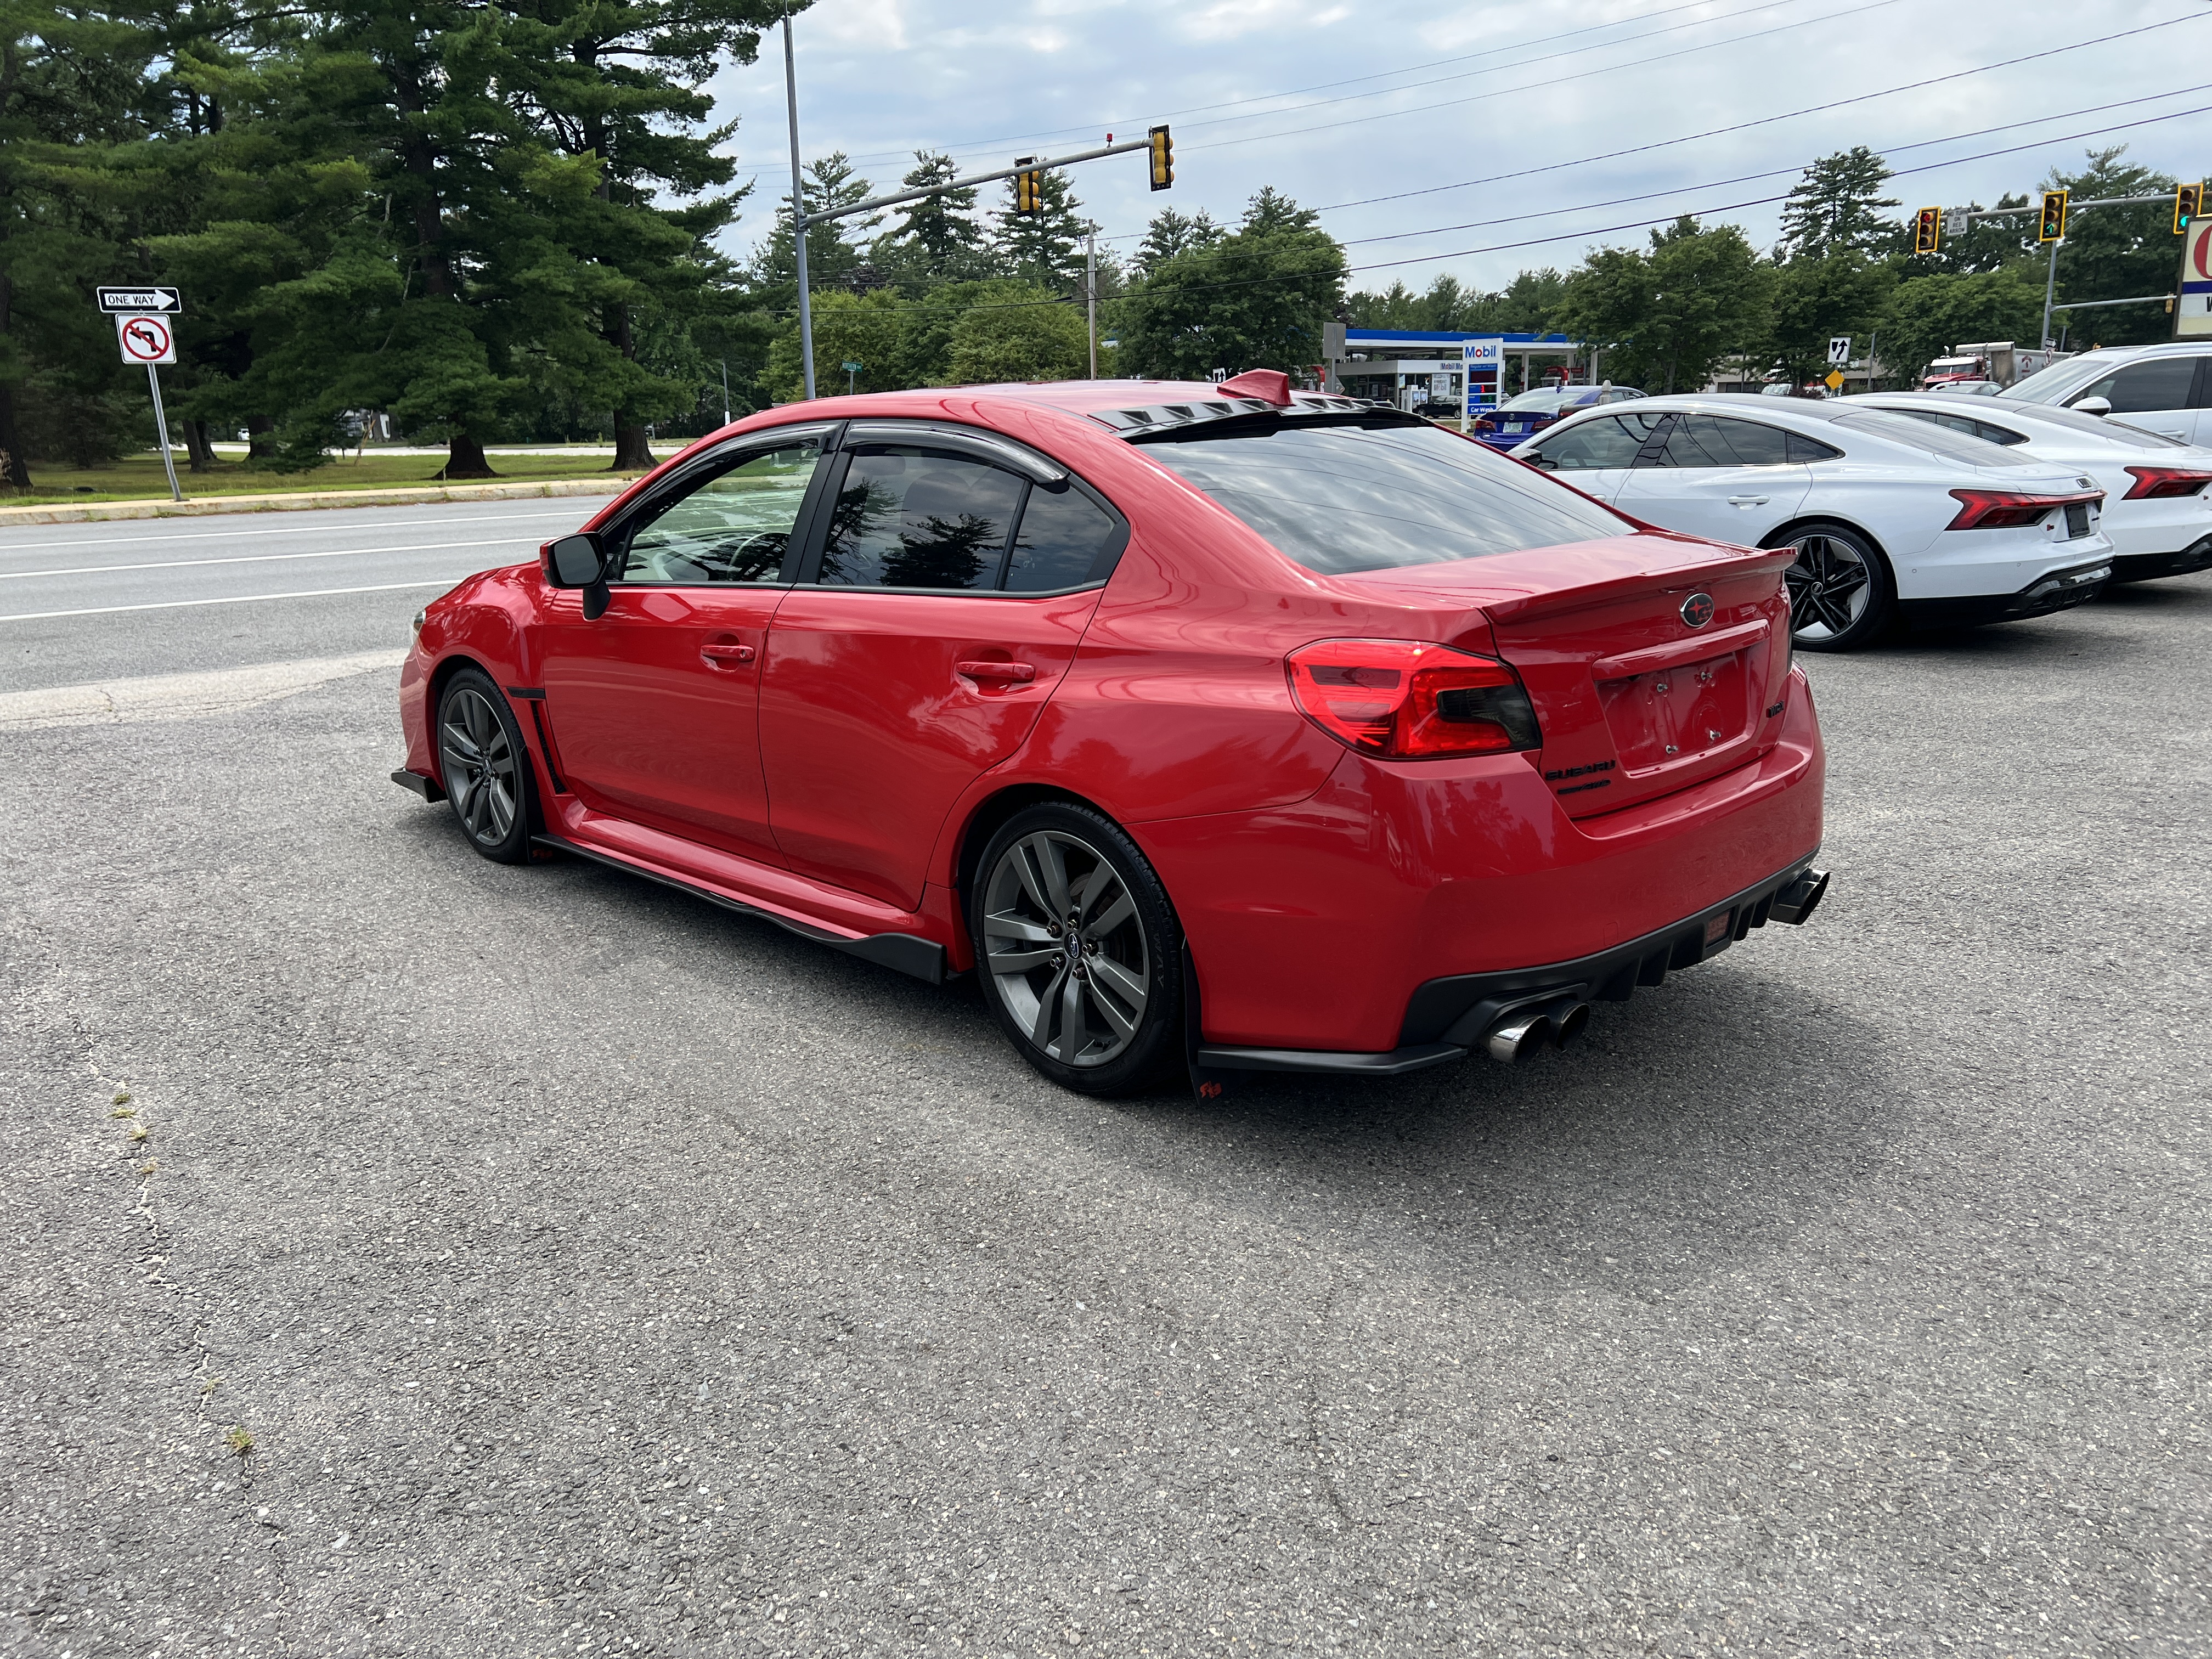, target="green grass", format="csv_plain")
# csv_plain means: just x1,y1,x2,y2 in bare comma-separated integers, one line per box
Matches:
3,450,654,507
